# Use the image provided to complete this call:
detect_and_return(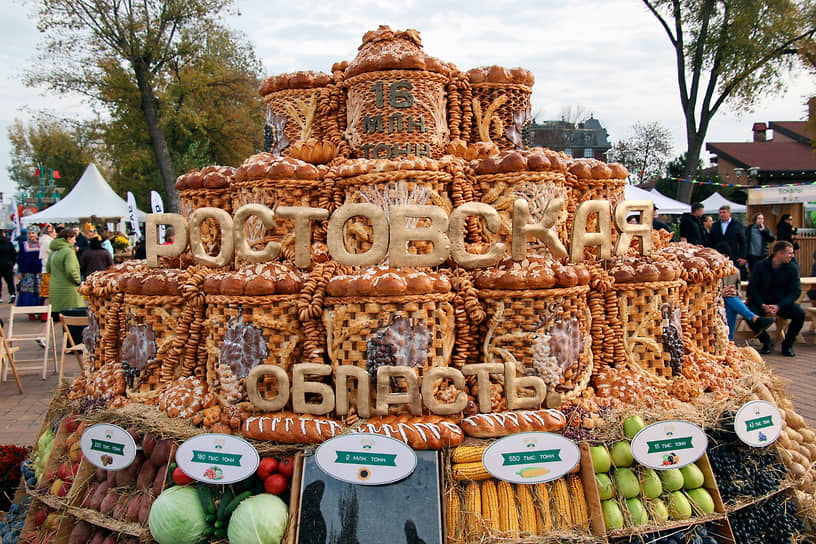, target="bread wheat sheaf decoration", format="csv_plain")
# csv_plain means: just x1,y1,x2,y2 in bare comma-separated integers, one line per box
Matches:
473,95,508,142
284,93,318,140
